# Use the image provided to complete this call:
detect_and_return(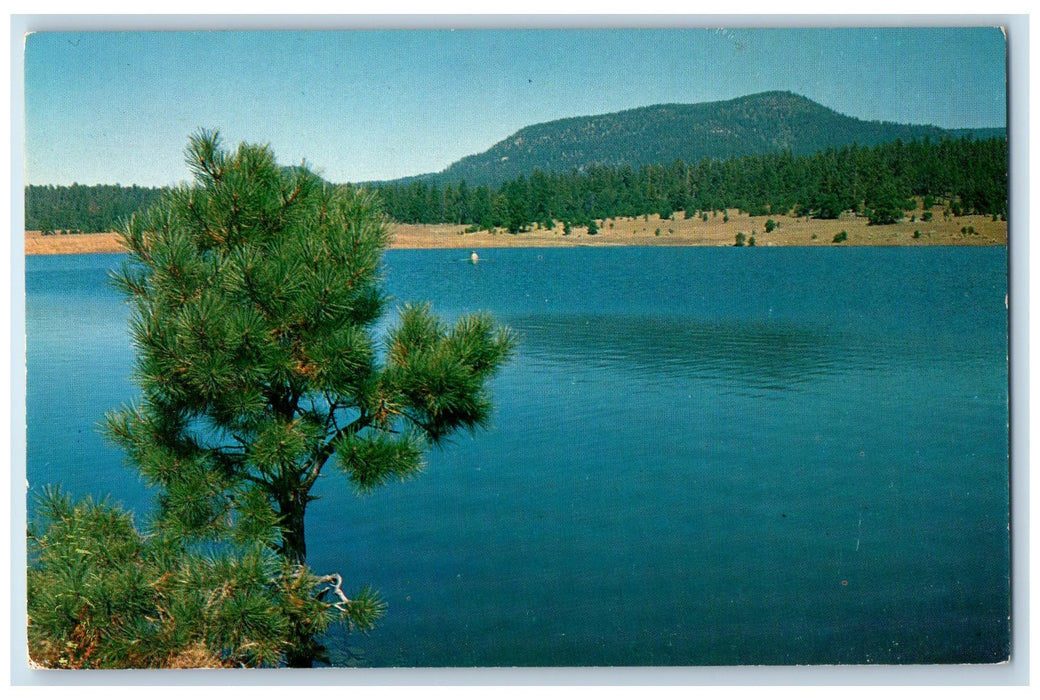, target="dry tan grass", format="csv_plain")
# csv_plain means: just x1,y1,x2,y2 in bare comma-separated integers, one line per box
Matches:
25,231,127,255
390,207,1006,249
24,206,1006,256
